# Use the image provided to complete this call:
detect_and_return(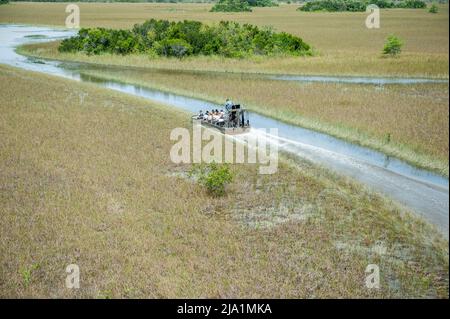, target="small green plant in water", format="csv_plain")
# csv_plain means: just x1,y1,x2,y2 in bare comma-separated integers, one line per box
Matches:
190,163,234,196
